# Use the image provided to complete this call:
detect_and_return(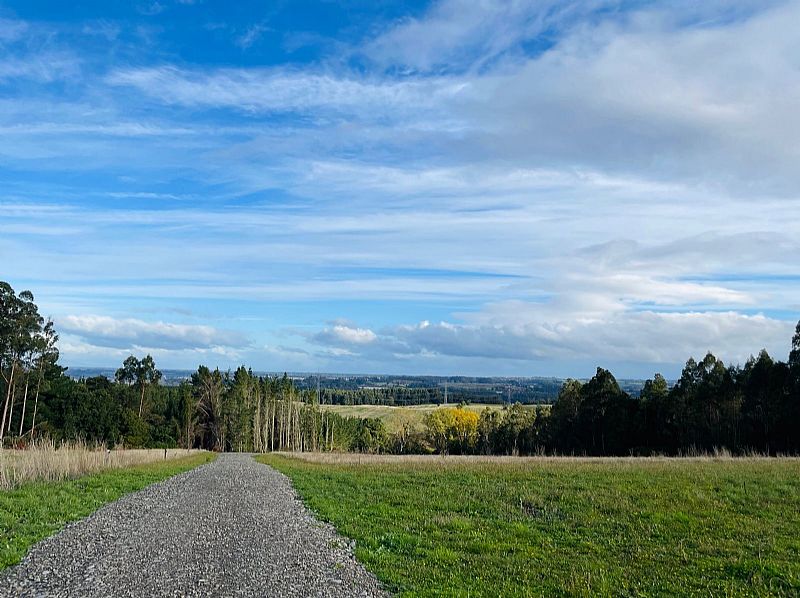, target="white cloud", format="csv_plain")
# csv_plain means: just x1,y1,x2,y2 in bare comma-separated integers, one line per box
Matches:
59,315,249,351
309,309,795,371
101,1,800,196
361,0,600,72
0,53,80,82
236,23,270,49
312,324,377,346
106,66,467,116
